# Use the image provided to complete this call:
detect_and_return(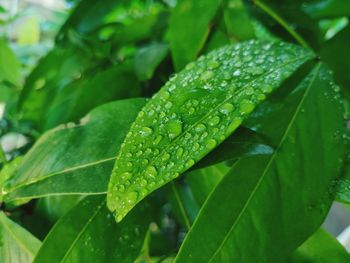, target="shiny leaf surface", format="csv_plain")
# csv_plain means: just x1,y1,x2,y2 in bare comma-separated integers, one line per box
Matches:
175,64,347,262
107,40,314,222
